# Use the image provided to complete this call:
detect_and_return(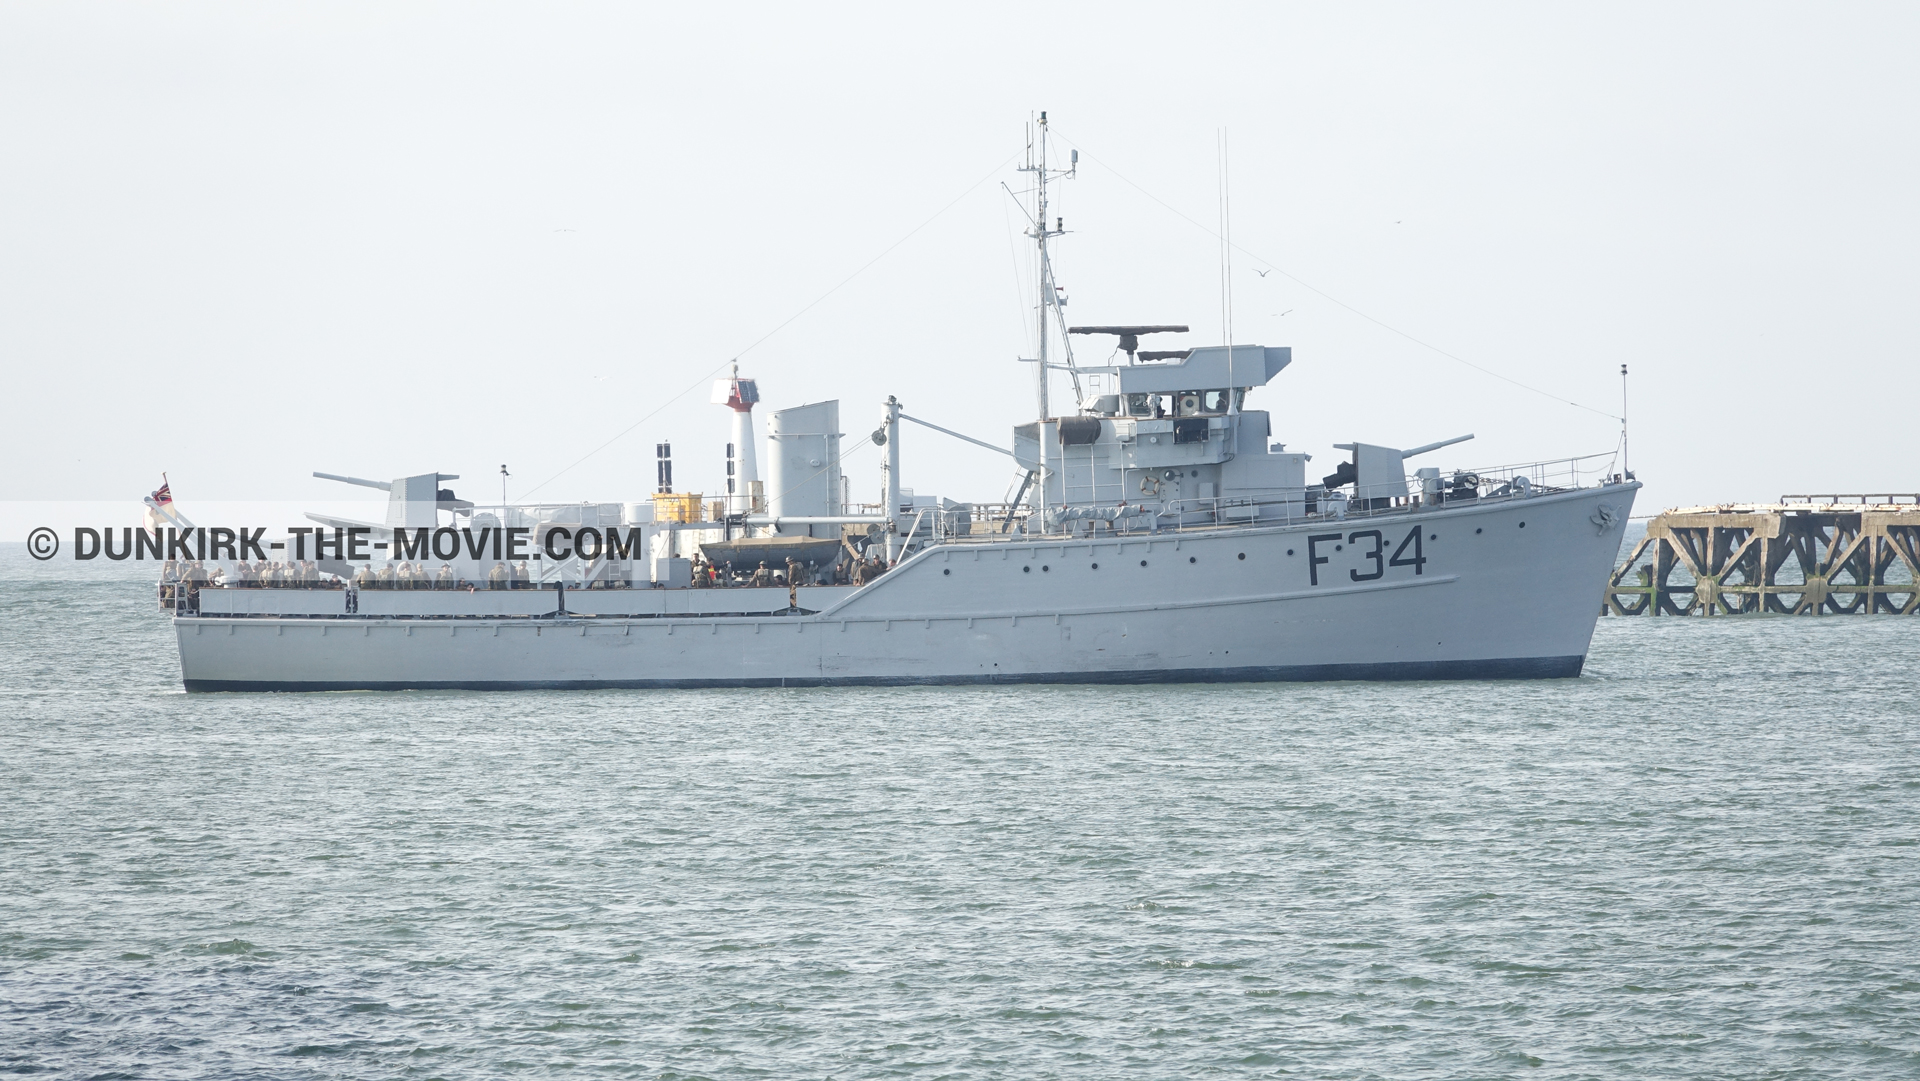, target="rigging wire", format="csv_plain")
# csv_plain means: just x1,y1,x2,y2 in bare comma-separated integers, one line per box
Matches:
1053,130,1623,423
1000,184,1032,354
514,150,1024,502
